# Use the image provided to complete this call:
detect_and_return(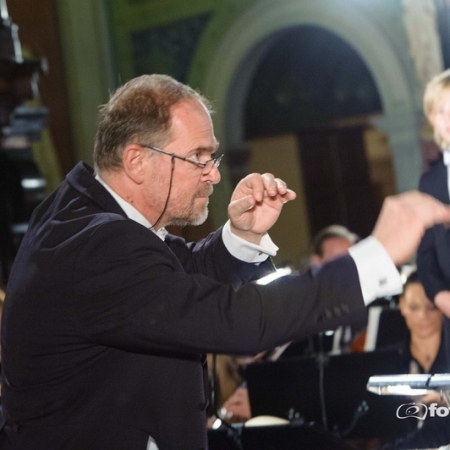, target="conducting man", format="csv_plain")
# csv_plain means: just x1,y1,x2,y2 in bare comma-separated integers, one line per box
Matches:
1,74,449,450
